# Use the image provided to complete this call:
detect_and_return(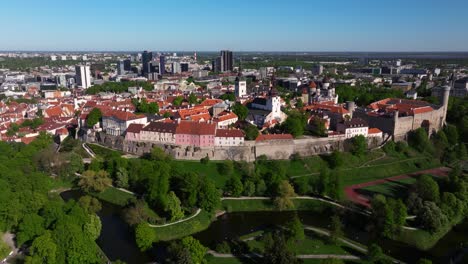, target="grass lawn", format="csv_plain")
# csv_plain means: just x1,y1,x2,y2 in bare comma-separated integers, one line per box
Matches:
222,199,328,213
87,143,123,158
173,160,240,189
151,210,213,241
206,256,243,264
93,187,136,206
360,177,417,199
341,157,439,186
